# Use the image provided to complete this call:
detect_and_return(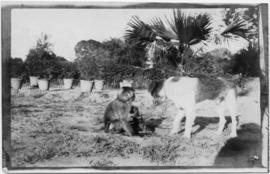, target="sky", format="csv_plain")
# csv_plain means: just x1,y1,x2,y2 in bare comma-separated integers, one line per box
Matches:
11,7,249,61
